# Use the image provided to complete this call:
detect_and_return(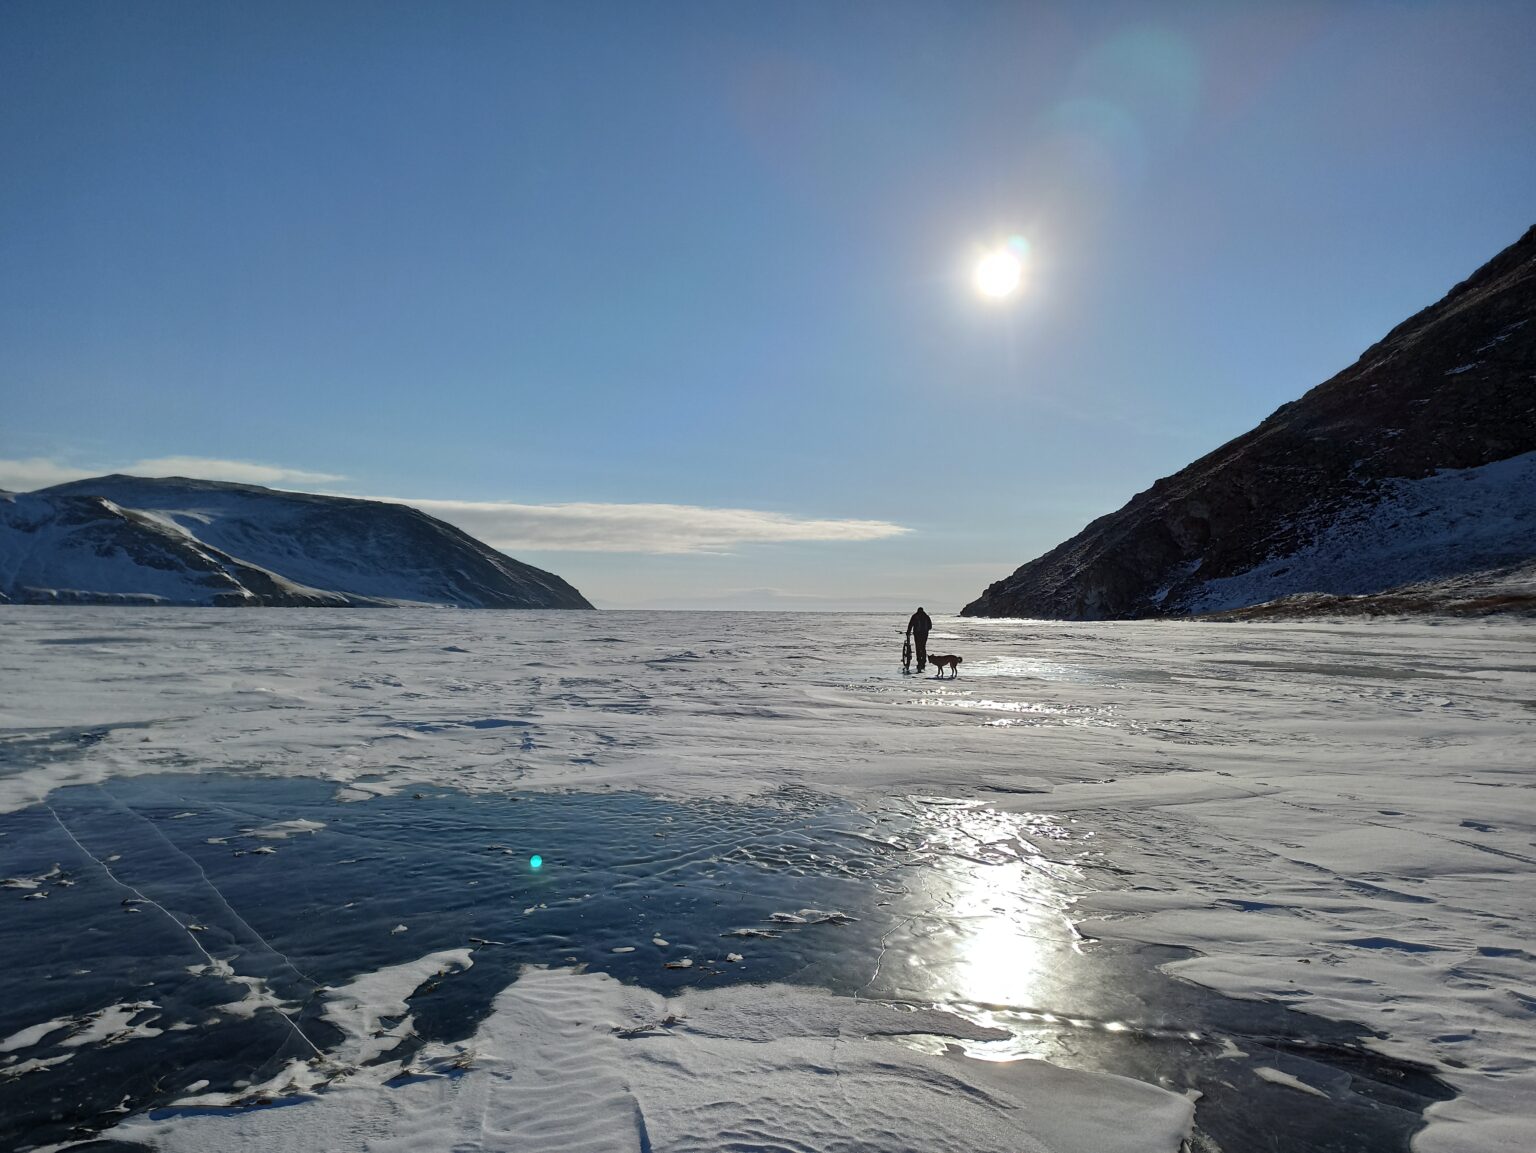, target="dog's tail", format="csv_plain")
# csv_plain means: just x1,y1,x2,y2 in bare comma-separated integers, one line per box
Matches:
954,657,963,665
